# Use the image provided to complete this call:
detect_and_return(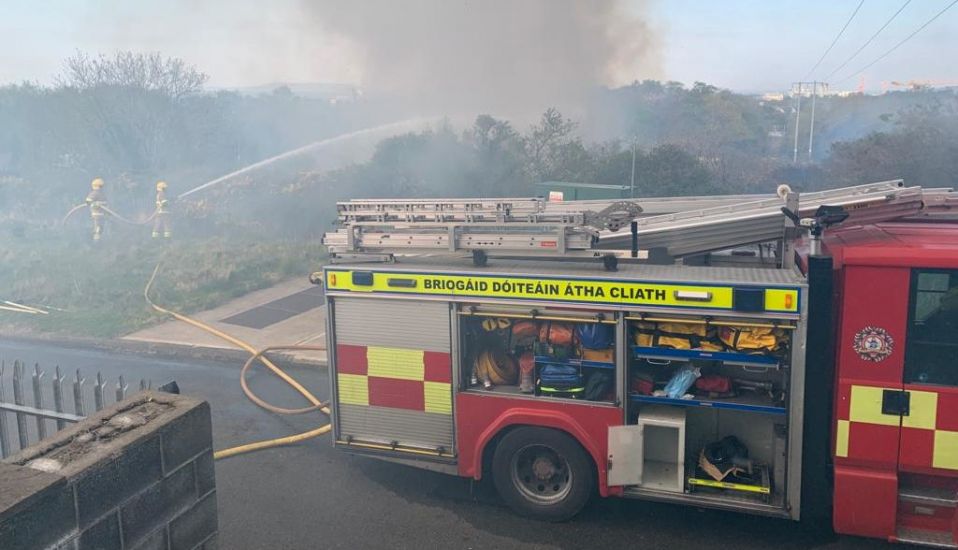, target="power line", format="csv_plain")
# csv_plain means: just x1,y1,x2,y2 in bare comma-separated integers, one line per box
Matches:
804,0,866,80
824,0,912,81
835,0,958,85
